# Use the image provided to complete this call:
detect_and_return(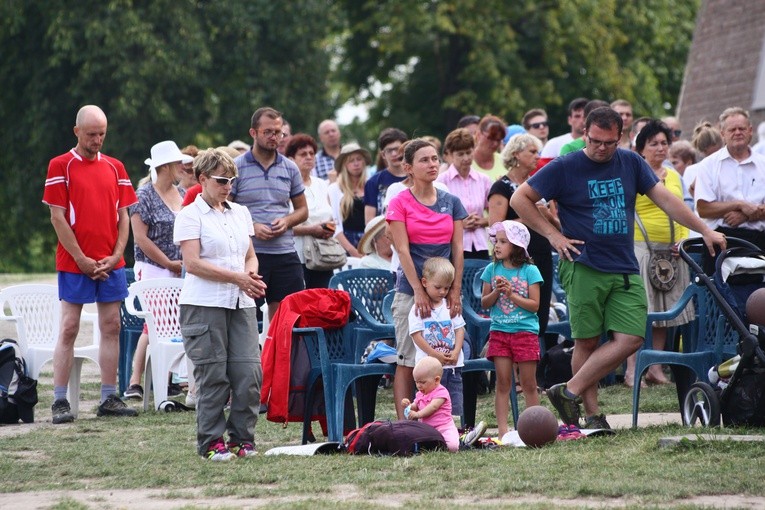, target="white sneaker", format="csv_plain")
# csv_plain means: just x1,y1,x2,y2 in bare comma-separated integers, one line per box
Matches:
204,438,235,461
185,392,197,409
461,420,488,447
